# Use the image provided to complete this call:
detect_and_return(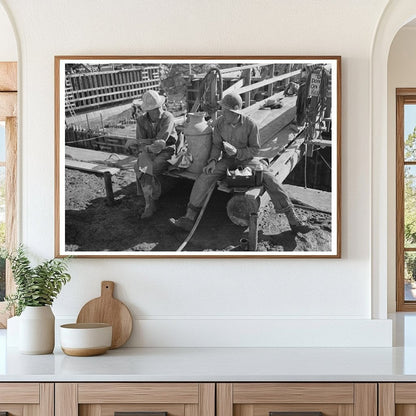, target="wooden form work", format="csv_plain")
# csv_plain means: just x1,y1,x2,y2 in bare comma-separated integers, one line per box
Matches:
66,65,160,114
